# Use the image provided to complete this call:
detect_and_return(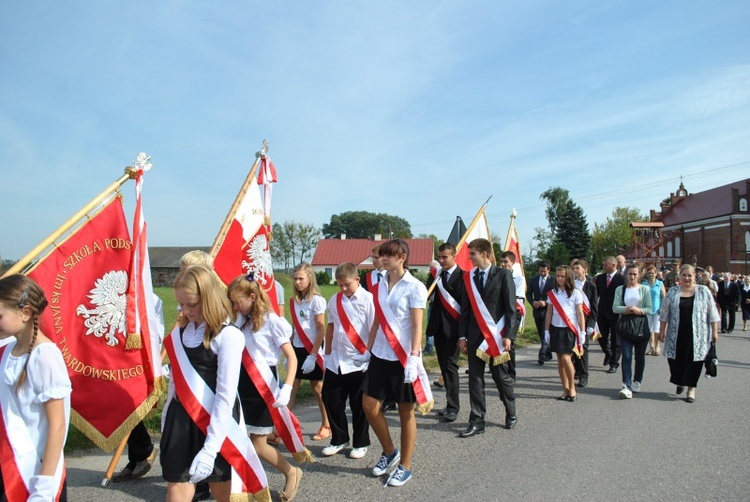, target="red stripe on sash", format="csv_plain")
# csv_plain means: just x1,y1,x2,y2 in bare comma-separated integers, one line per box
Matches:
289,299,325,371
336,293,368,354
372,284,431,405
462,273,503,358
547,290,583,353
437,289,460,321
0,349,29,502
